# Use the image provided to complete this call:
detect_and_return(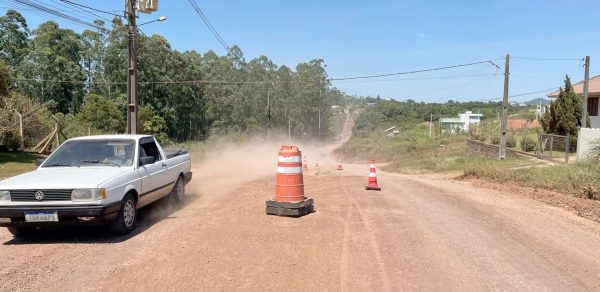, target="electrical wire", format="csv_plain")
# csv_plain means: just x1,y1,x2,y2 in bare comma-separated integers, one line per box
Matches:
329,59,502,81
4,2,101,30
53,0,112,23
10,0,107,31
57,0,123,18
511,56,583,61
187,0,231,54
